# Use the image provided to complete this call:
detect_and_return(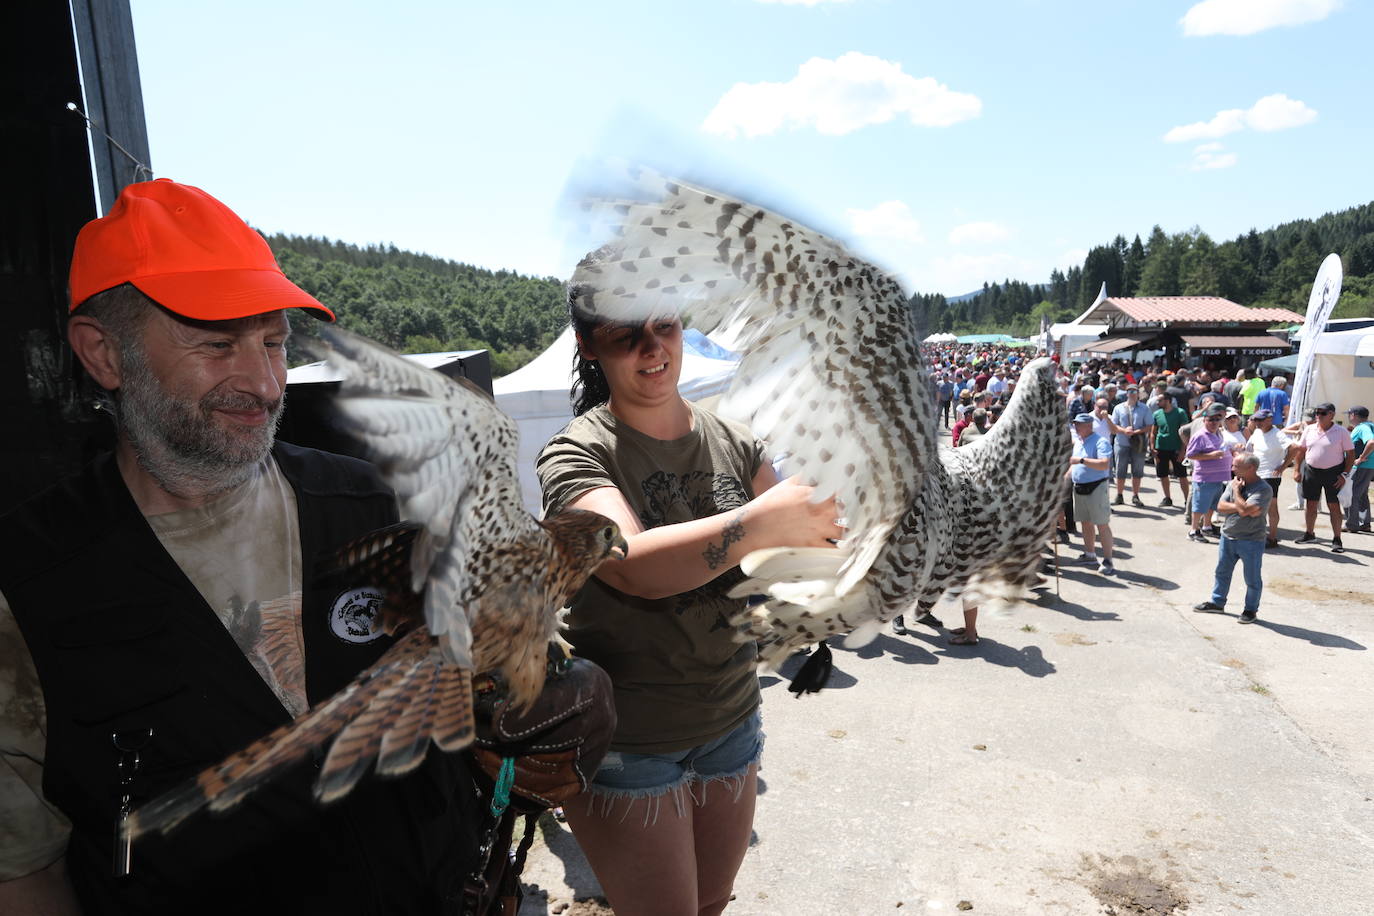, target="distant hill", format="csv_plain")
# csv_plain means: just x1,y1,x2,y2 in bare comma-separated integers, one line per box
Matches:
912,201,1374,337
267,234,566,375
945,289,984,304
